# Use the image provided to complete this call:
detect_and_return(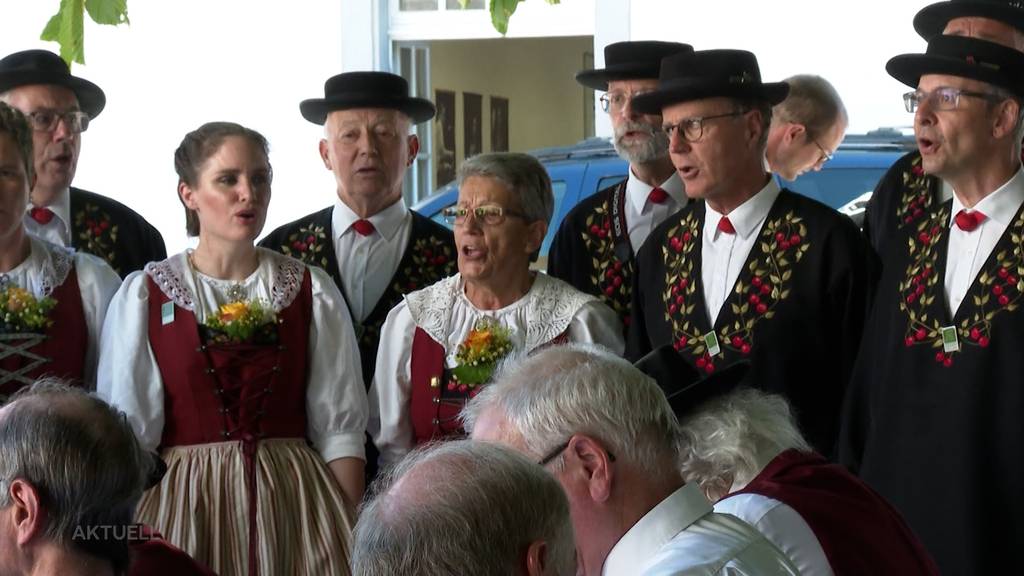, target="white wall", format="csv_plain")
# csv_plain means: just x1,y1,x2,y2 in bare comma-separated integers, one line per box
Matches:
1,1,345,255
620,0,935,135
